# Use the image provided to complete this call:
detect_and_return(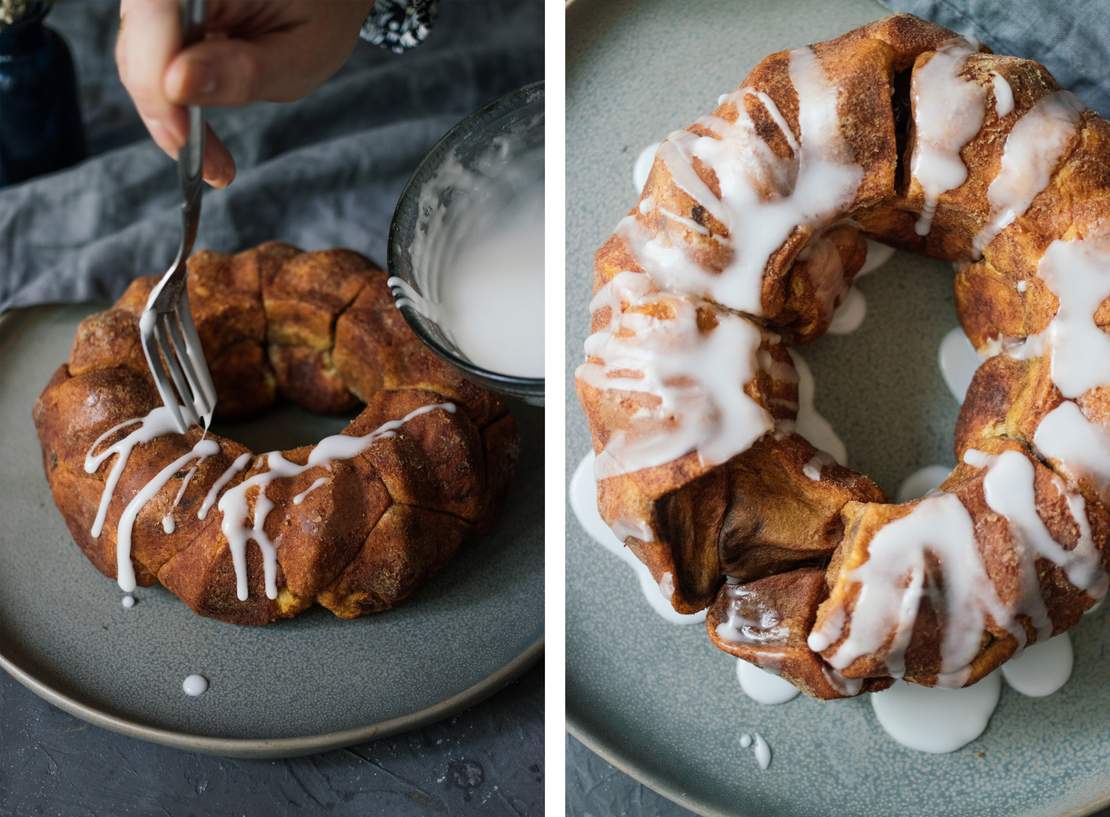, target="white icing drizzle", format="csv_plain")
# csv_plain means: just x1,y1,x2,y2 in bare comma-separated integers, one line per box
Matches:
85,401,452,604
182,674,209,697
910,39,986,236
895,464,951,503
1034,401,1110,493
749,733,772,770
714,581,789,648
858,240,895,277
963,448,1108,638
1000,632,1073,696
812,441,1106,682
826,286,866,335
386,276,440,323
992,72,1014,117
626,47,862,315
807,492,1011,682
874,633,1075,752
632,142,660,193
292,477,329,506
161,463,200,534
972,91,1083,257
578,271,772,479
736,660,799,705
84,405,188,538
938,326,984,403
823,241,897,338
658,206,710,235
871,672,1001,753
821,665,863,698
121,594,135,609
785,351,847,466
116,439,220,593
568,453,706,625
216,402,455,601
198,451,251,521
1030,235,1110,399
803,451,836,481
